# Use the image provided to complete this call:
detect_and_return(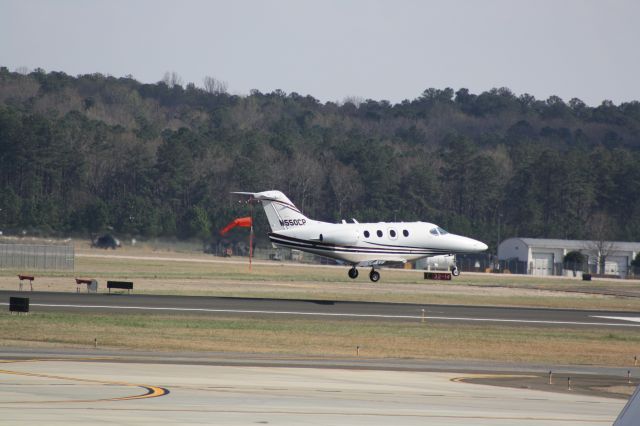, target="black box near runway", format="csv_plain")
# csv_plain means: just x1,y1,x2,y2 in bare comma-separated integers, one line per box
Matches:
9,296,29,312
